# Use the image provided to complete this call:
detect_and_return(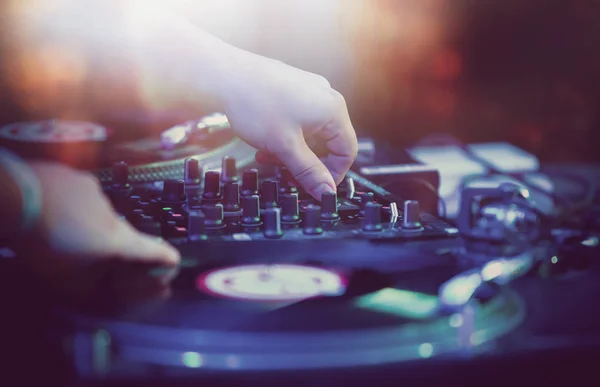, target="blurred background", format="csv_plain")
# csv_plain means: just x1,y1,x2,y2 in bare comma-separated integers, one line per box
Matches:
1,0,599,161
